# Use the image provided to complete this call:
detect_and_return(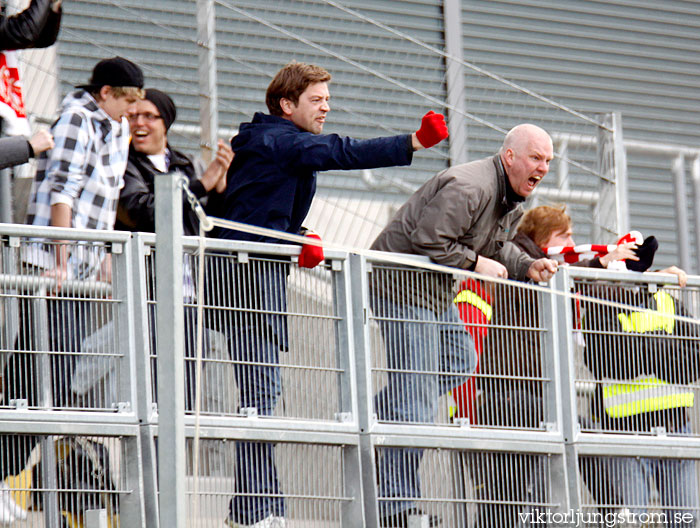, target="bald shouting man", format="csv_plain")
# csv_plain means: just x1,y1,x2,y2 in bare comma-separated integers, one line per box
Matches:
372,122,558,282
369,123,558,526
